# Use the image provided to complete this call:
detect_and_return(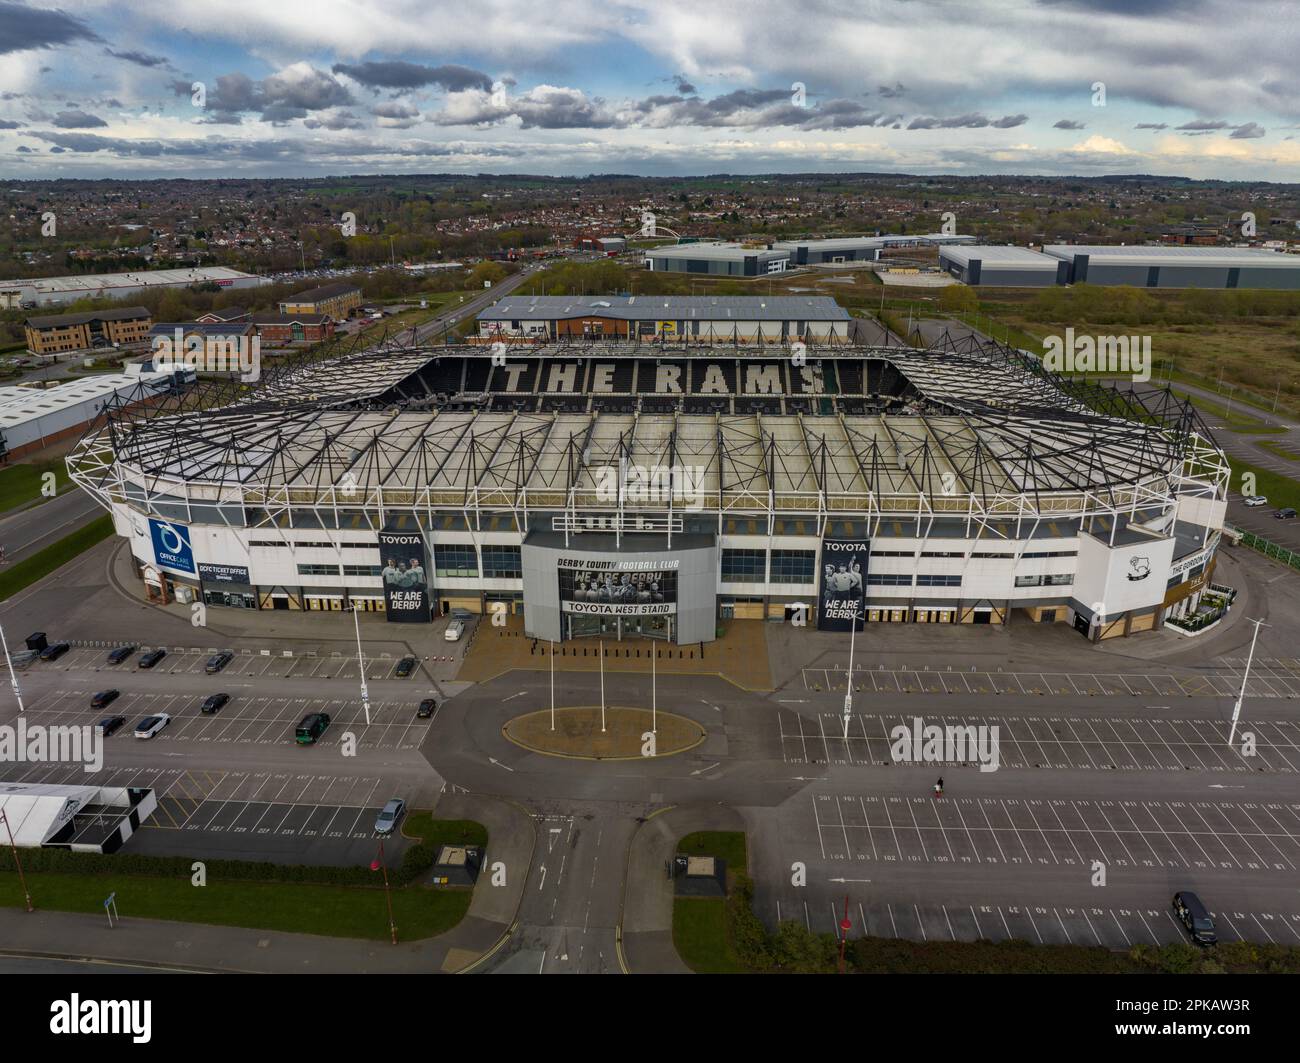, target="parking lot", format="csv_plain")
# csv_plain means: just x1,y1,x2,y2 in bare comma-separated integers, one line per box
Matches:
799,658,1300,699
777,709,1300,772
808,792,1300,872
28,644,448,683
0,761,393,844
16,686,436,750
771,894,1300,948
